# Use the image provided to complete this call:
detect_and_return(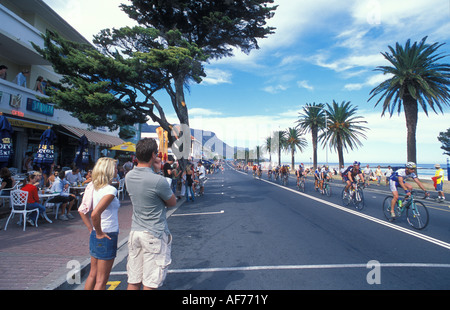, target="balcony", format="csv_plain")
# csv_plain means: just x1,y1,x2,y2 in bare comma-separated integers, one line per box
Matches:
0,5,50,66
0,78,57,126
